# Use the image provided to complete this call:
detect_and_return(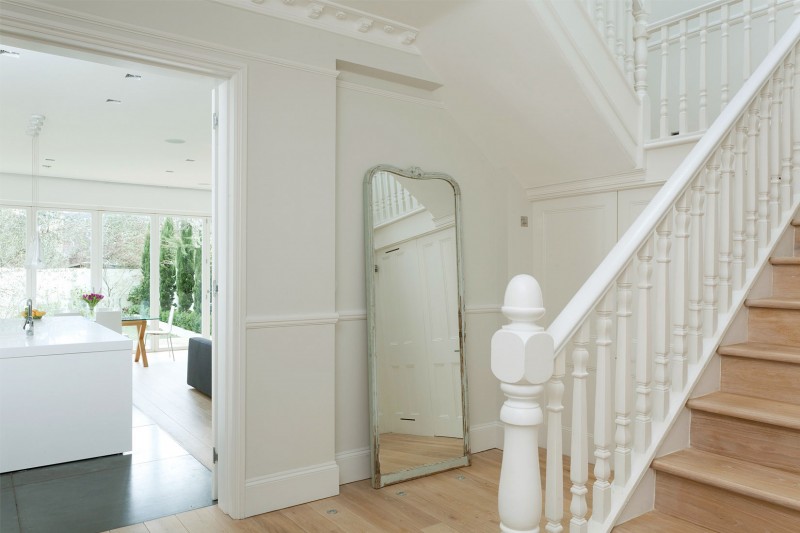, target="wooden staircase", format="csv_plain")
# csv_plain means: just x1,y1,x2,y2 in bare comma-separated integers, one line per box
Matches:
615,219,800,532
